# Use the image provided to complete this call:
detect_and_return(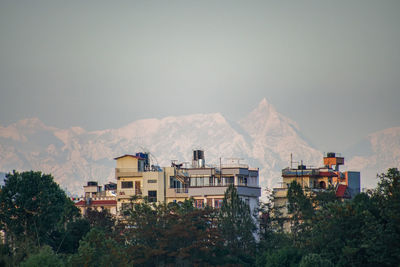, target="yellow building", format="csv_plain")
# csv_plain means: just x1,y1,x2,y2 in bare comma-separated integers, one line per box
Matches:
273,152,360,231
164,166,190,204
115,154,167,212
114,151,261,216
